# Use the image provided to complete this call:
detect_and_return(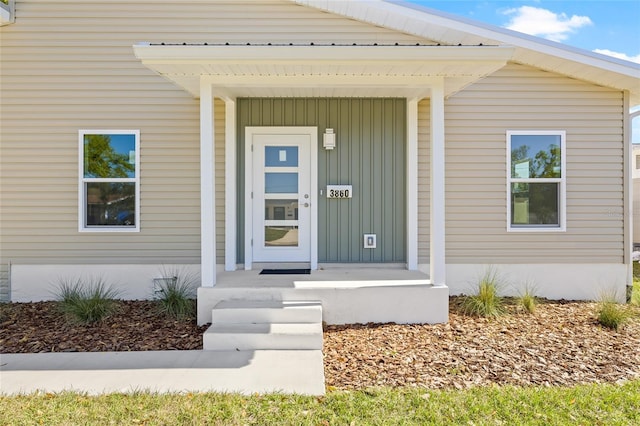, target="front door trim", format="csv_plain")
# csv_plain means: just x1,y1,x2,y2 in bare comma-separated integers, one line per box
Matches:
244,126,318,270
